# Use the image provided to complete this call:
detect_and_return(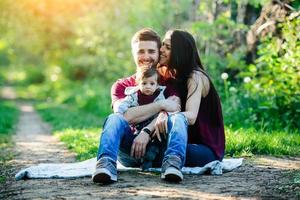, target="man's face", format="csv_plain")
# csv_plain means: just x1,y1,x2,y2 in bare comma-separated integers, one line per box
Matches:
132,41,159,69
138,74,159,96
